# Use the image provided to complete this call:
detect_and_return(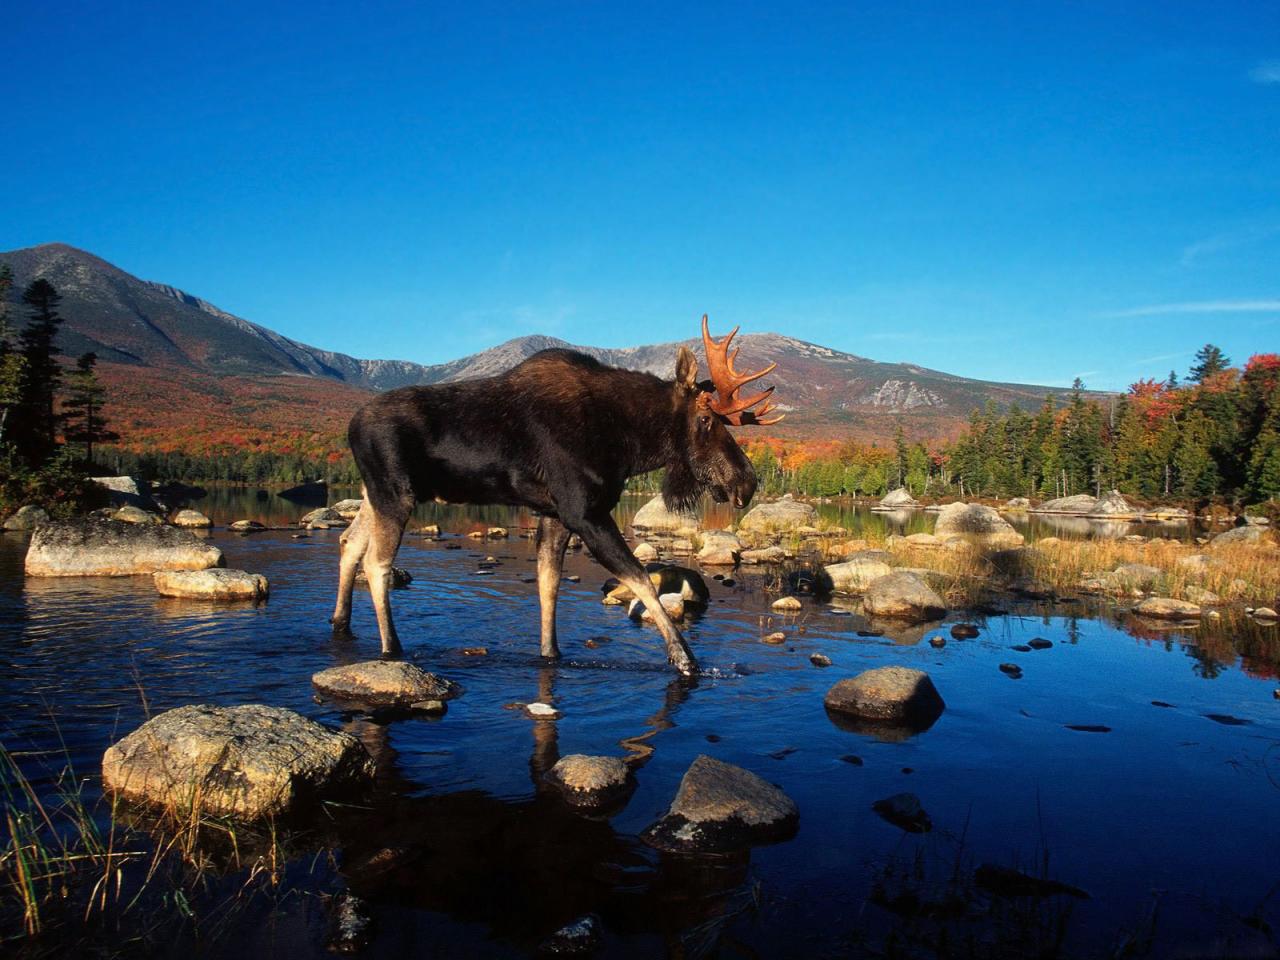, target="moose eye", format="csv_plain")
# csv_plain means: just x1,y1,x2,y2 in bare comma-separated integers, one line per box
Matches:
698,415,713,431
